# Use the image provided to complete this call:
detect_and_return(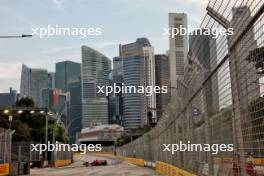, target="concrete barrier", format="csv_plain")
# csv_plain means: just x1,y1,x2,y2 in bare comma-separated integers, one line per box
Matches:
0,163,9,176
116,156,195,175
54,160,72,168
156,161,195,176
117,156,145,167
